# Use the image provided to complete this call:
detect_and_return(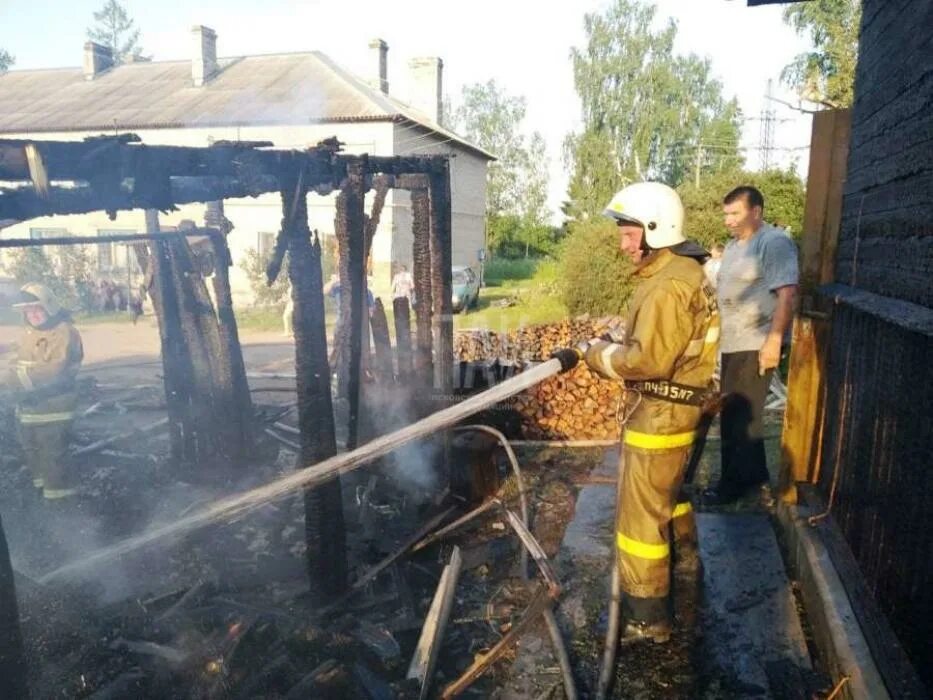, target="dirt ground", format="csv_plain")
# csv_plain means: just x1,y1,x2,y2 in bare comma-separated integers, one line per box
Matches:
0,315,809,699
